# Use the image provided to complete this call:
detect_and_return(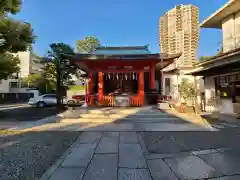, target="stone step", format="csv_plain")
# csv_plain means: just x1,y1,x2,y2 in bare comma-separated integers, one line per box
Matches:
59,117,180,123
78,113,171,118
71,107,164,115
